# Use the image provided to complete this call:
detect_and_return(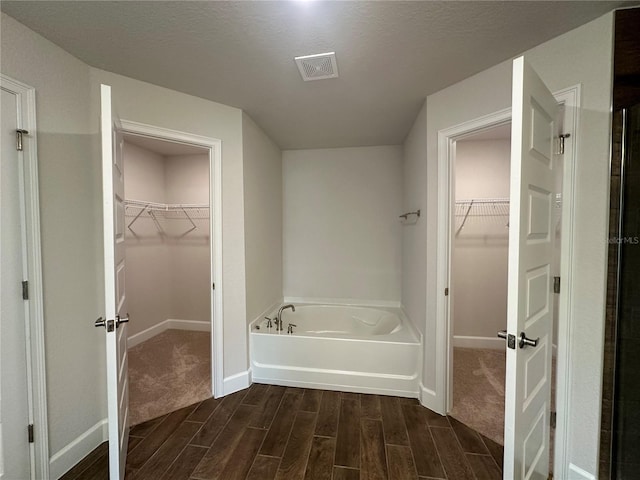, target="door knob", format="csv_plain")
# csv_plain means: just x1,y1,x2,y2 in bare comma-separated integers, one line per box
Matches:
116,314,129,327
519,332,539,349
